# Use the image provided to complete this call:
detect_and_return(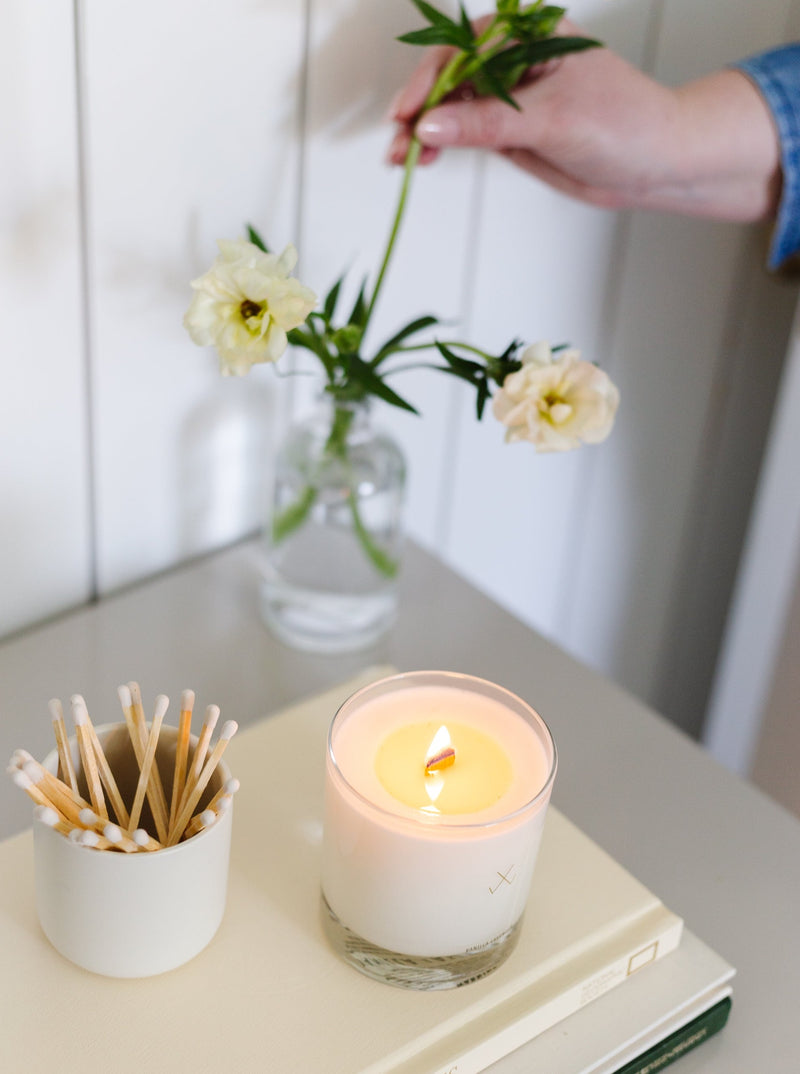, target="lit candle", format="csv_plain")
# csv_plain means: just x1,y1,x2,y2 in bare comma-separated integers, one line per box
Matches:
321,671,557,988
